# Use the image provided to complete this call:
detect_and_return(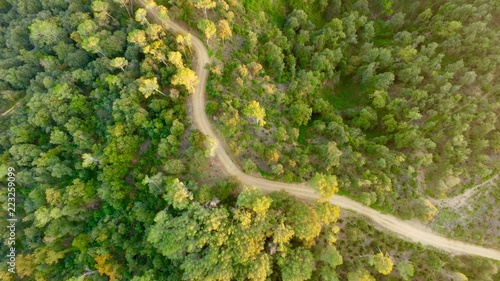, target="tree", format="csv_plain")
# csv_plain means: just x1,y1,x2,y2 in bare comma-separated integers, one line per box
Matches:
370,90,388,108
168,51,184,69
397,261,414,281
156,6,170,28
109,57,128,71
288,103,312,126
204,136,216,157
82,153,98,168
137,77,165,98
279,248,315,281
413,198,438,223
316,202,340,225
237,186,272,218
135,8,150,25
163,159,185,175
81,36,106,57
76,19,98,39
171,67,199,94
94,254,122,281
197,19,216,43
347,268,375,281
369,252,394,275
112,0,132,17
243,100,266,126
92,1,116,21
323,141,342,171
243,159,258,173
170,119,185,136
176,33,192,54
163,178,193,210
29,19,62,47
273,223,295,246
193,0,216,18
127,29,147,47
310,173,338,201
217,19,232,43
